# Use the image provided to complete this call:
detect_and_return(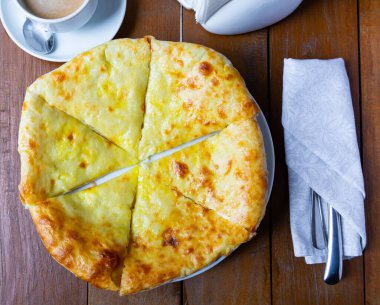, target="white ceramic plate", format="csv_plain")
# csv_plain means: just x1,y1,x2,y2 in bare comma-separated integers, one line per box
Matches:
0,0,126,62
